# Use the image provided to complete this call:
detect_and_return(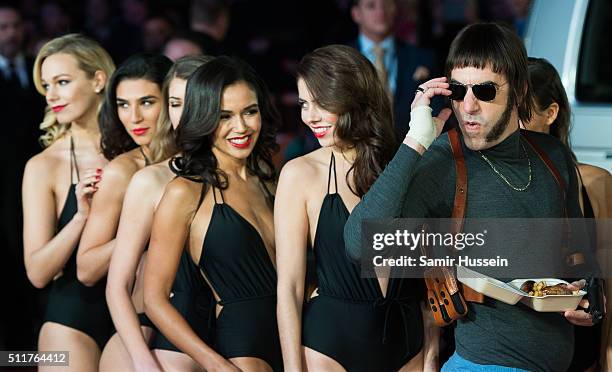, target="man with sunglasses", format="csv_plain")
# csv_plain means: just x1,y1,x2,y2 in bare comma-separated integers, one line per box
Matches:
344,22,599,371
